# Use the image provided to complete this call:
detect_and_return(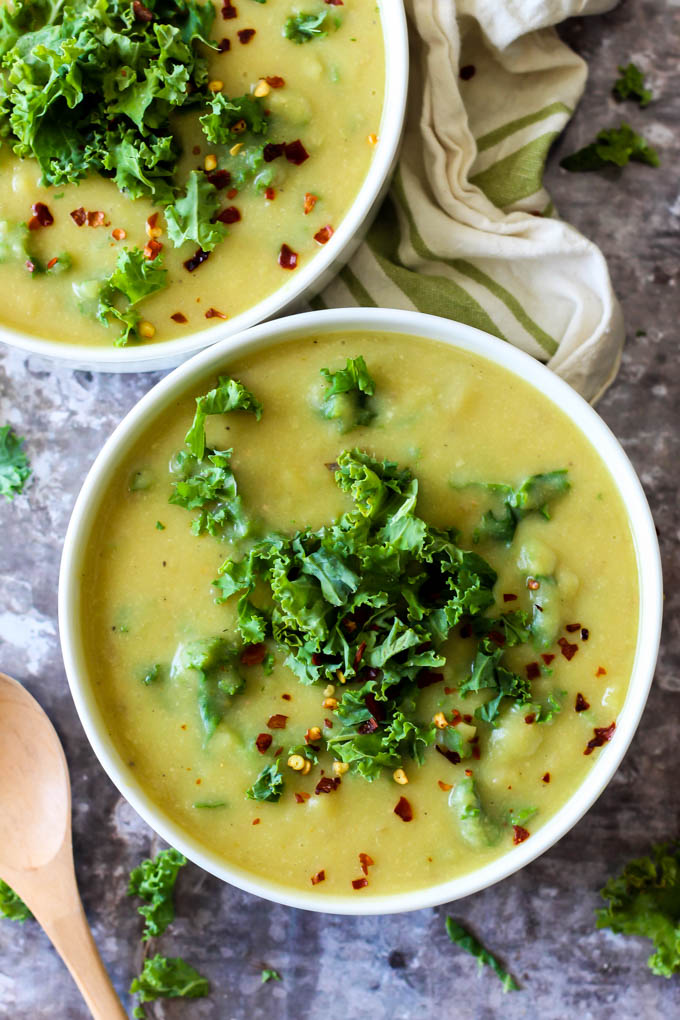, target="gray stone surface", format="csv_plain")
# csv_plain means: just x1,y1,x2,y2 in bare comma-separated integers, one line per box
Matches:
0,1,678,1017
